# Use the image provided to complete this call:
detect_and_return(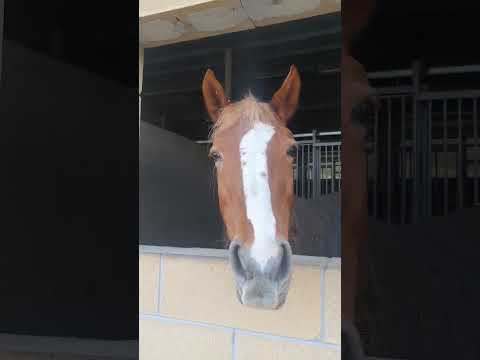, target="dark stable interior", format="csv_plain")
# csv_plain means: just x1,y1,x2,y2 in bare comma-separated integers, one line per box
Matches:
350,1,480,358
142,12,341,141
0,1,138,340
